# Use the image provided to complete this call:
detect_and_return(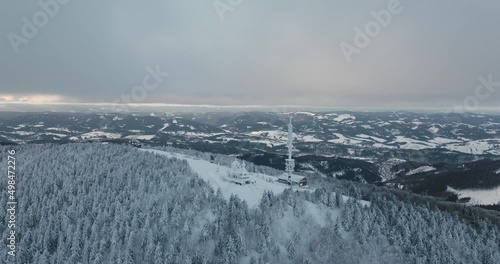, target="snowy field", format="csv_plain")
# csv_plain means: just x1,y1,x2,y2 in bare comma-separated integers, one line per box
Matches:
69,131,121,140
124,135,156,140
447,186,500,205
140,149,309,208
140,149,370,208
406,166,436,176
